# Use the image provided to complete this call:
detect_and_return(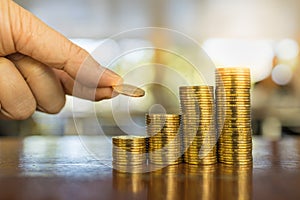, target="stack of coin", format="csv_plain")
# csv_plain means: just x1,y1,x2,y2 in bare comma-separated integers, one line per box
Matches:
180,86,217,165
215,67,252,165
146,114,182,165
112,135,148,167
